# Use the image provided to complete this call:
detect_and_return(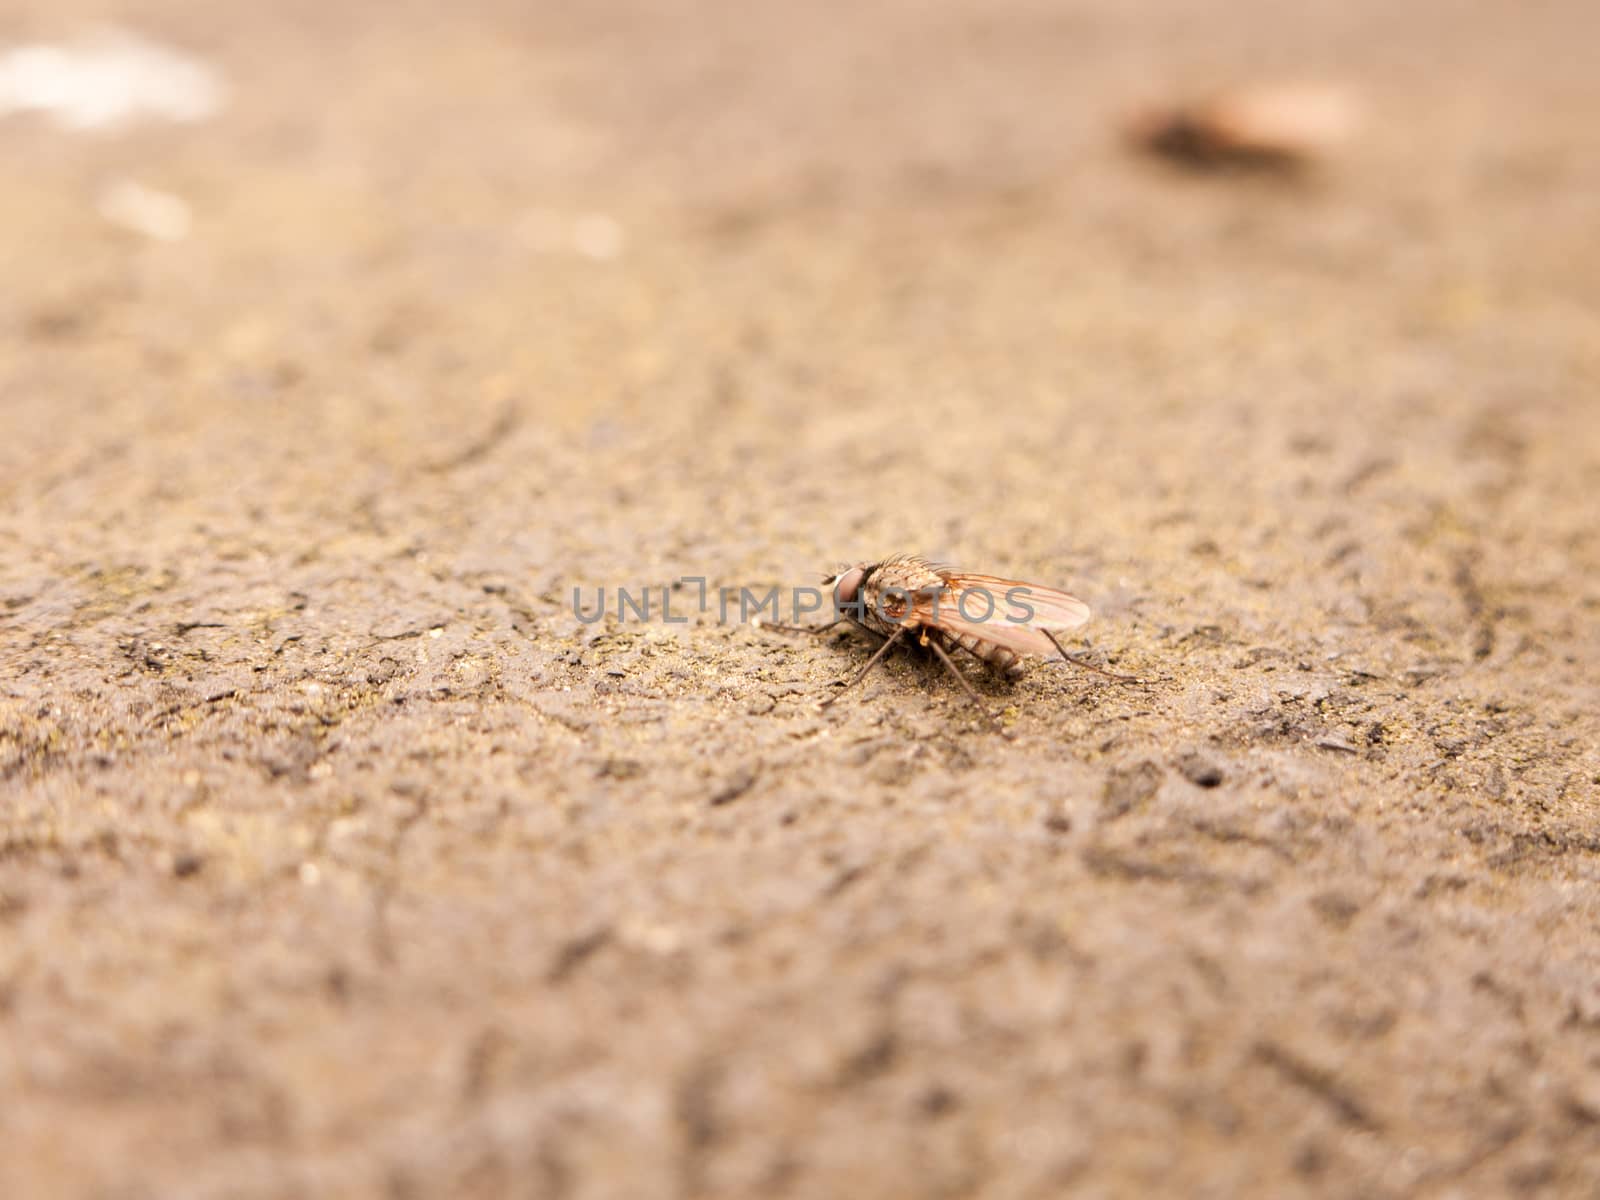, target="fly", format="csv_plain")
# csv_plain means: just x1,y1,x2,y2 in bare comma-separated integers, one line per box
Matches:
762,553,1129,720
